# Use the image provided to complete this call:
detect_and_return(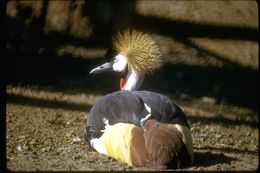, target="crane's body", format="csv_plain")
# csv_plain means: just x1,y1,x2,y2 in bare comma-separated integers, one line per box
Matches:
86,29,194,169
86,90,193,168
